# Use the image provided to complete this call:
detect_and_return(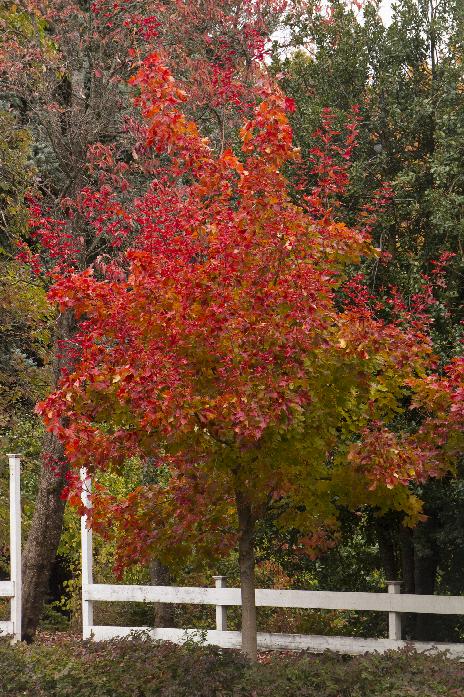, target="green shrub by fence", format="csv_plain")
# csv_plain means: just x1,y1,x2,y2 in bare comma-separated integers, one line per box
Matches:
1,636,464,696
